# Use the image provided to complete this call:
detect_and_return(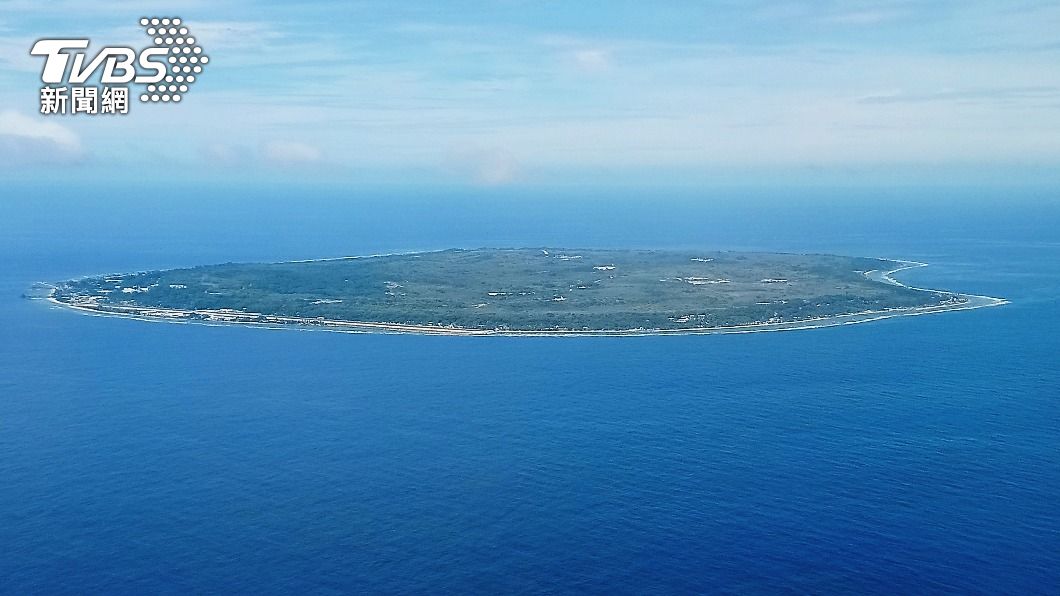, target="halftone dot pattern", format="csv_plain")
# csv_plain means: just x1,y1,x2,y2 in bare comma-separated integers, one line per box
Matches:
139,17,208,103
